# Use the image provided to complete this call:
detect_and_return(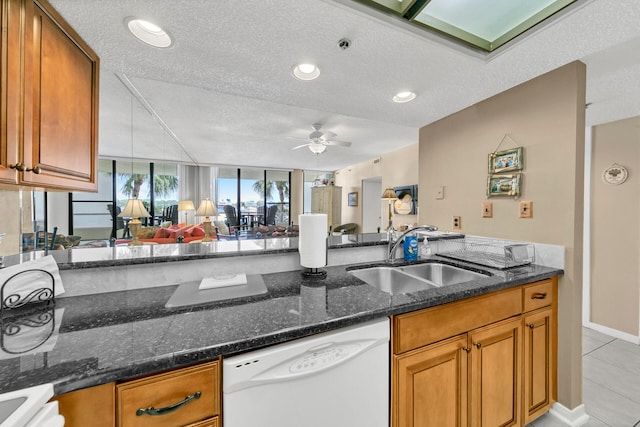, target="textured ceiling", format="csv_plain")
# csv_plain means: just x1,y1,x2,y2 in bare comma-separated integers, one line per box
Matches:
48,0,640,171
